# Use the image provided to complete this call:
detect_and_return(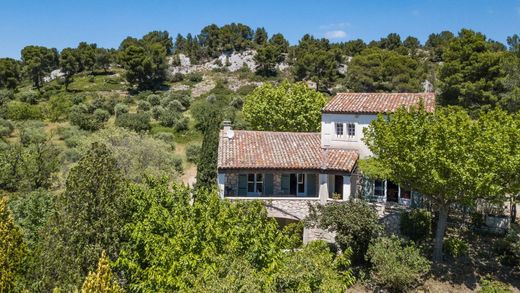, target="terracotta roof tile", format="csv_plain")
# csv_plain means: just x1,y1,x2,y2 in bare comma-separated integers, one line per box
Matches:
218,130,358,172
322,92,436,114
